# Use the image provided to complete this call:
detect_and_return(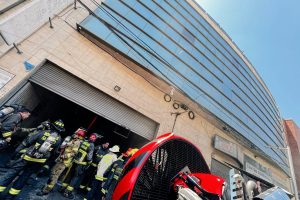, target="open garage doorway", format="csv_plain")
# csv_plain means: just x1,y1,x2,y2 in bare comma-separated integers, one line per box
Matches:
30,82,149,151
